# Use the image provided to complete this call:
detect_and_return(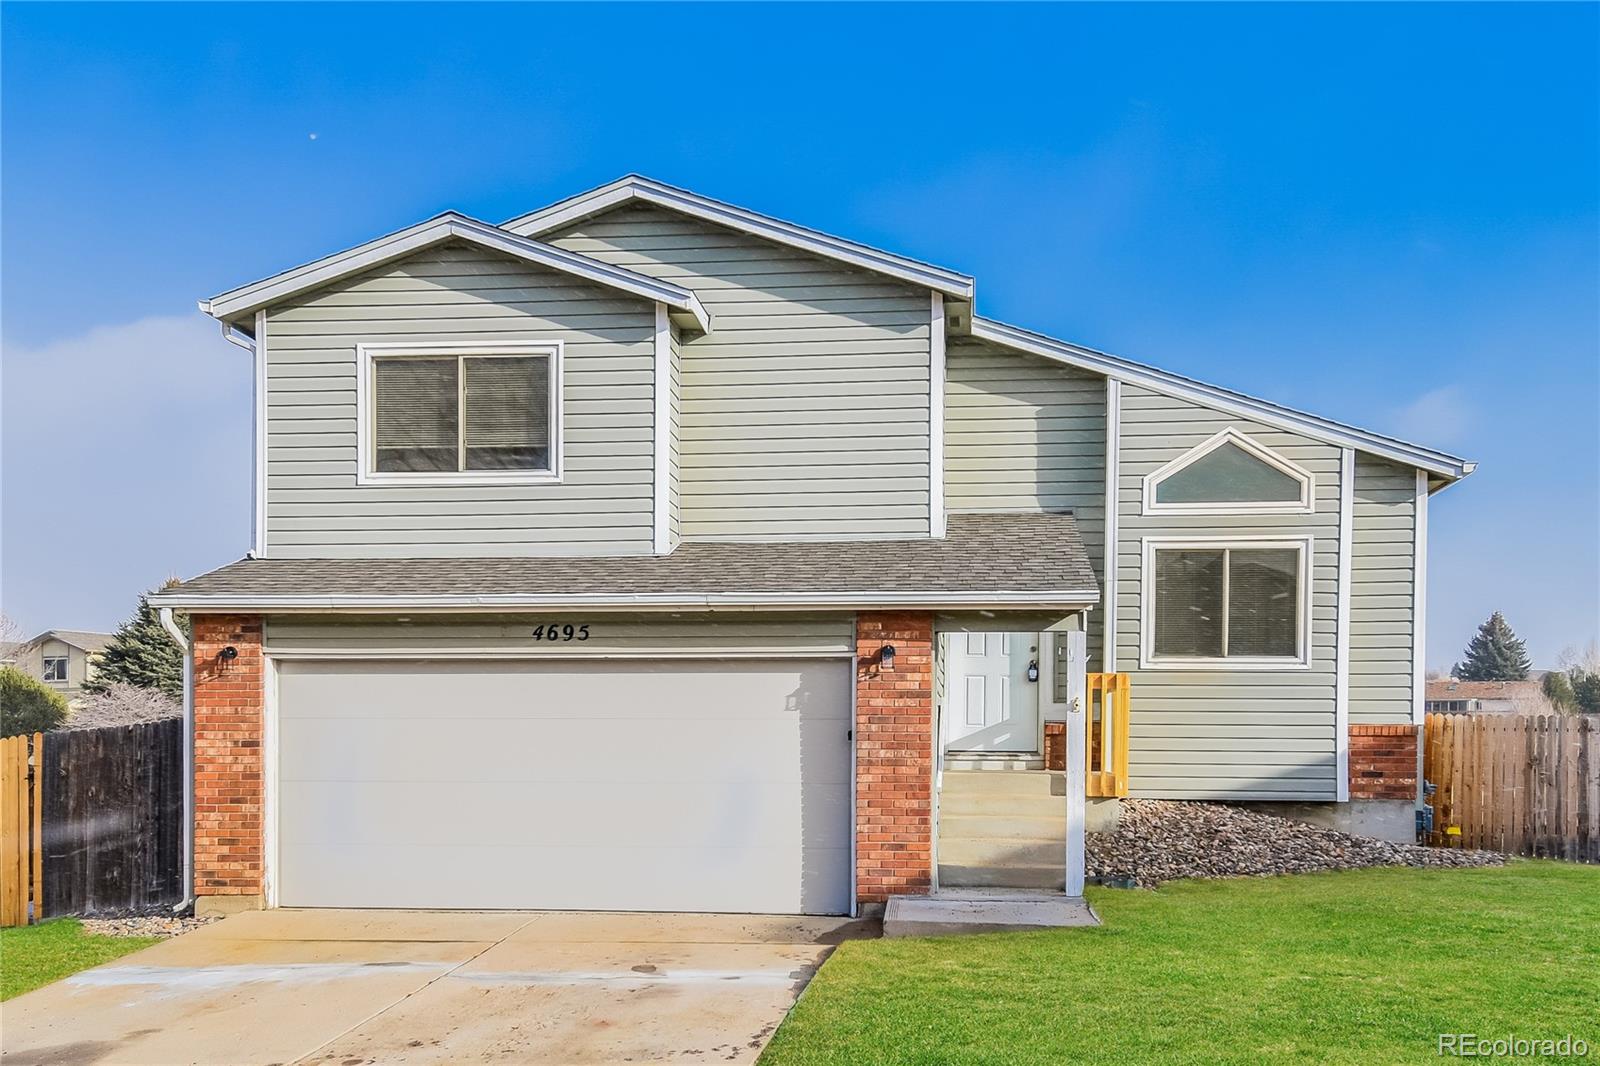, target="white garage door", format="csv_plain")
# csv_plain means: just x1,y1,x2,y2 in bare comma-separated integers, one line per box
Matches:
274,658,852,914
